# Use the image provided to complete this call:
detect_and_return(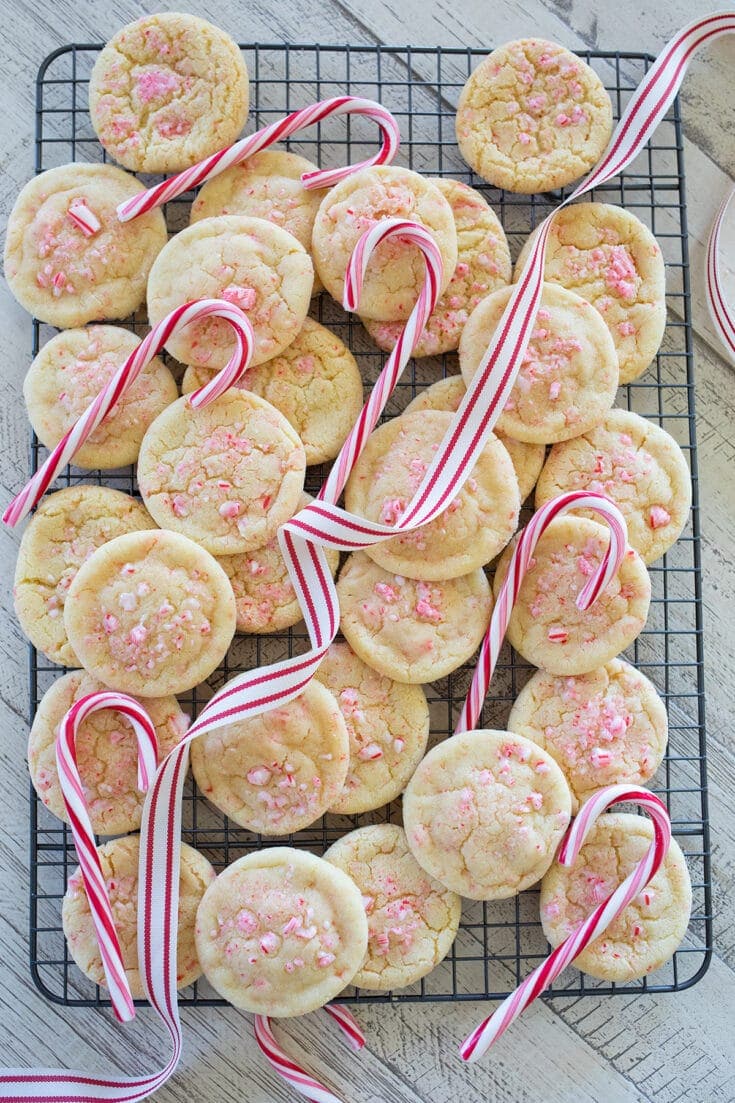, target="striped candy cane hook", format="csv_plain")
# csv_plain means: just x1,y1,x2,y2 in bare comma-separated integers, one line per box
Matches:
55,691,159,1023
706,186,735,363
254,1006,365,1103
116,97,401,222
457,491,629,734
3,299,254,527
460,785,671,1061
